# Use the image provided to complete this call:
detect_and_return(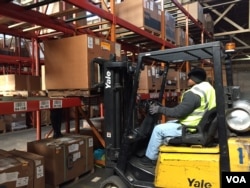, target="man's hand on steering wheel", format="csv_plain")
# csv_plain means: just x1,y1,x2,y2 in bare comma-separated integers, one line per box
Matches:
148,100,162,115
